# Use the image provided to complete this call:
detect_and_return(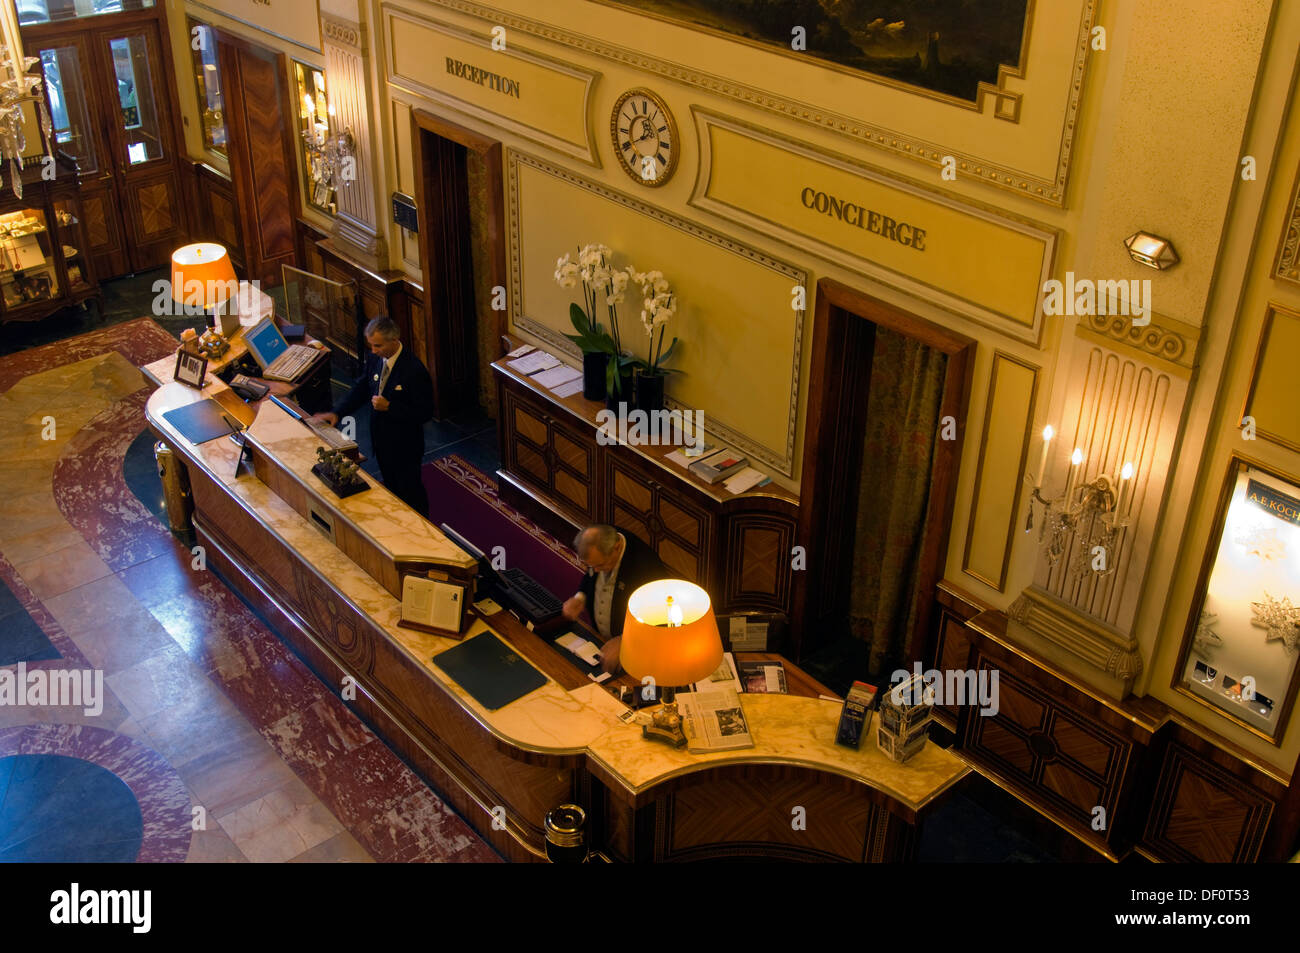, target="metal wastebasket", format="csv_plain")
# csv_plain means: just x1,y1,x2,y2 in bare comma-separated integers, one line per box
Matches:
154,441,194,534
